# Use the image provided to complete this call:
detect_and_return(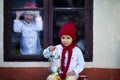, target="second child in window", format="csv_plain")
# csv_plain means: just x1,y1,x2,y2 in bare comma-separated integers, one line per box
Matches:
13,2,43,55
